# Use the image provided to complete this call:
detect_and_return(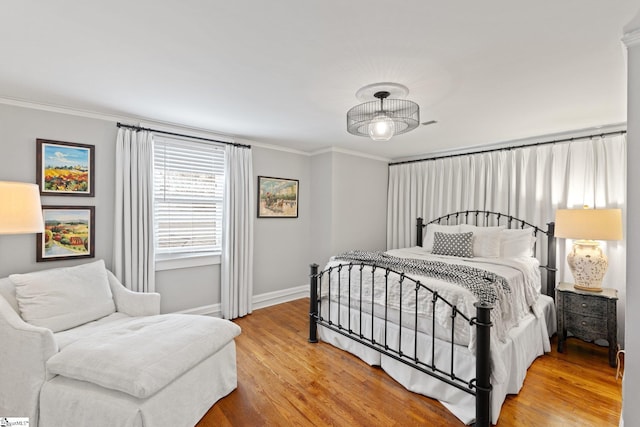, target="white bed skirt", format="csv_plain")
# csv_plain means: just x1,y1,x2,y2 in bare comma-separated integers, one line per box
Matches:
318,294,555,425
